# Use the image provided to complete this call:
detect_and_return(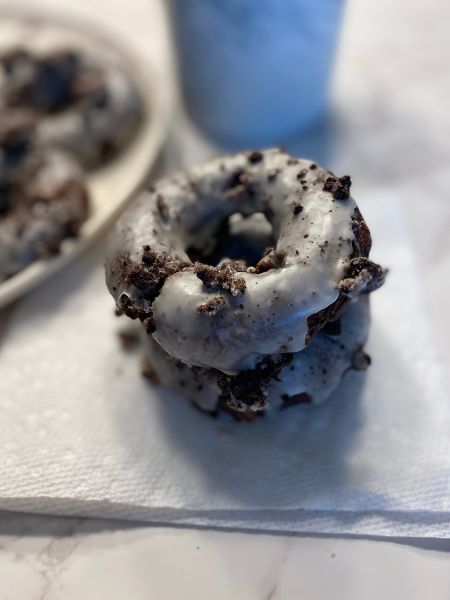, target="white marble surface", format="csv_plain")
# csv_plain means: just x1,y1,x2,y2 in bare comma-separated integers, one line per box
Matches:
1,0,450,597
0,512,449,600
